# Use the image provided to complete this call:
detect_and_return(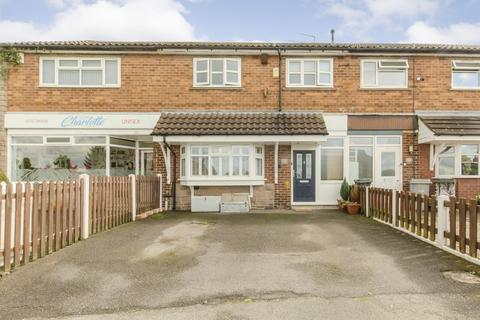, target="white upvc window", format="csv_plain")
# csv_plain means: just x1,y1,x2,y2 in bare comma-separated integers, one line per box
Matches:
437,146,455,176
361,59,408,88
182,144,264,181
286,58,333,87
435,144,480,177
193,58,241,87
232,145,250,176
40,57,121,88
191,146,209,176
451,60,480,89
255,146,264,176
